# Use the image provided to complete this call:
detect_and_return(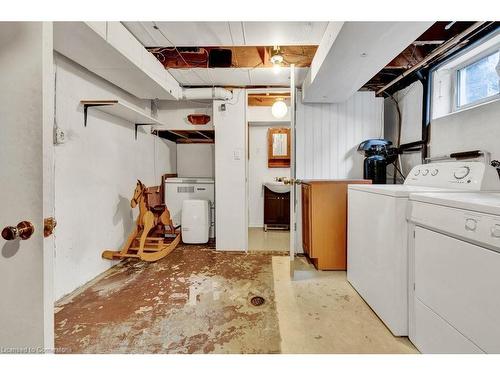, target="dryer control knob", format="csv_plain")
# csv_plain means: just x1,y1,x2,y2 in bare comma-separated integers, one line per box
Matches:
422,169,429,176
491,224,500,238
454,166,470,180
431,169,439,176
